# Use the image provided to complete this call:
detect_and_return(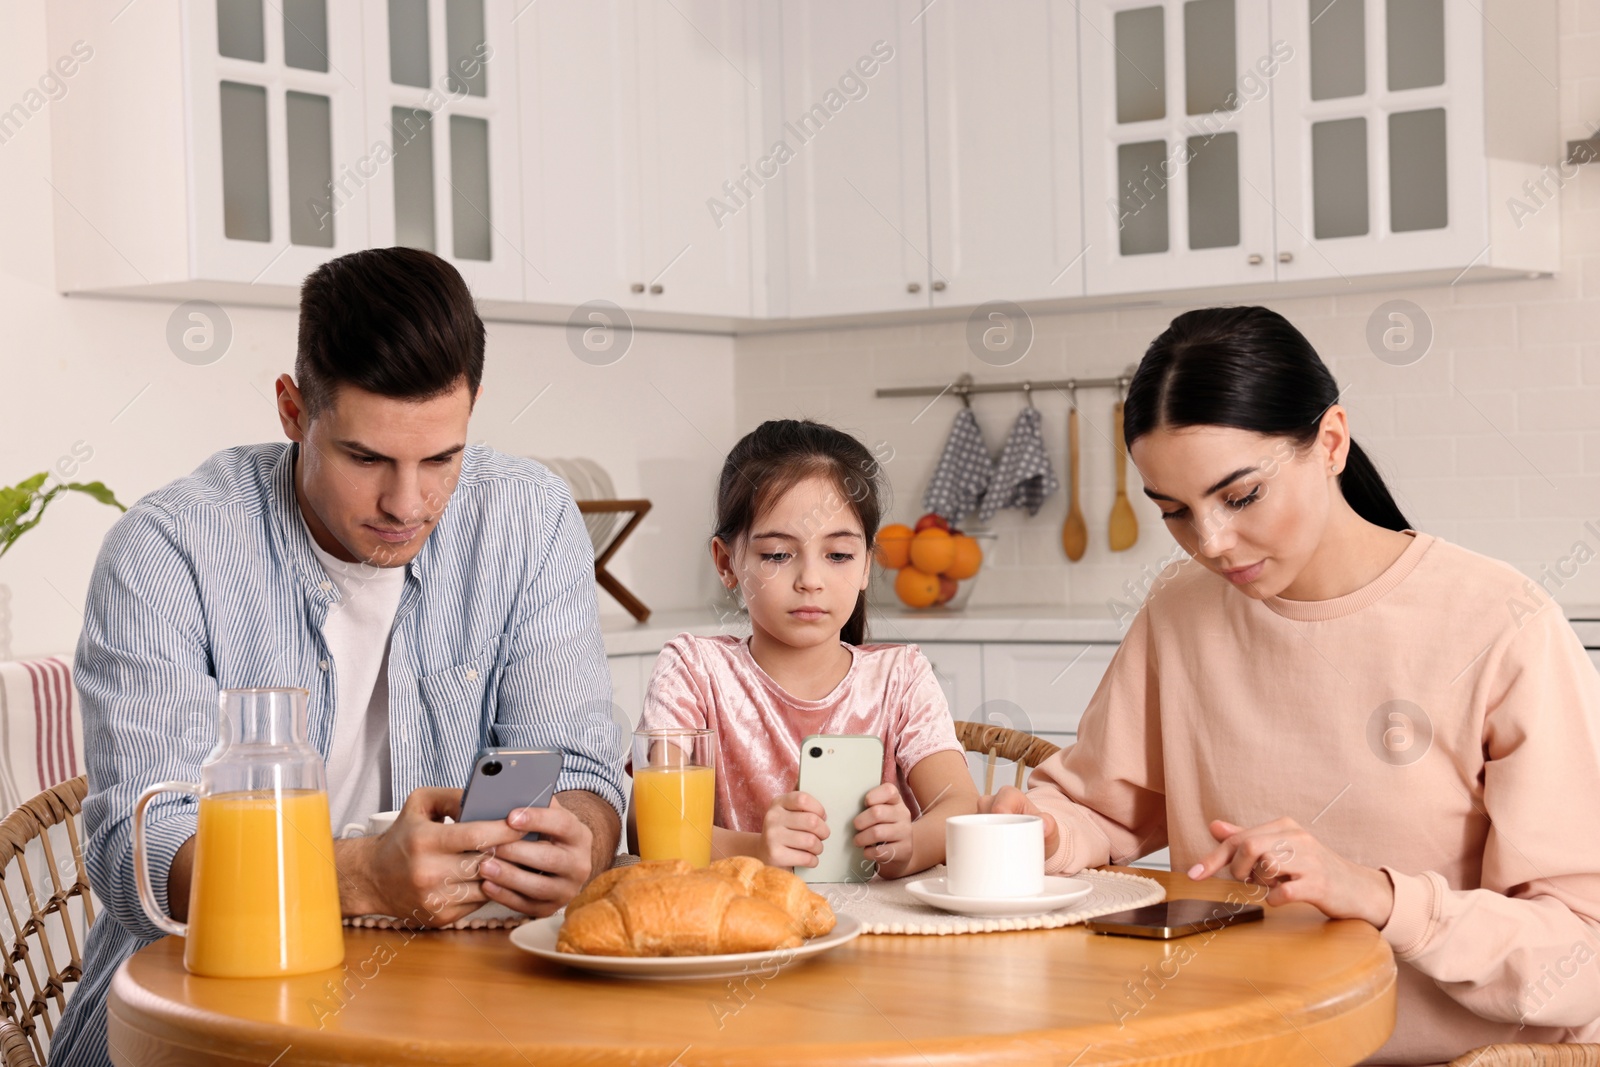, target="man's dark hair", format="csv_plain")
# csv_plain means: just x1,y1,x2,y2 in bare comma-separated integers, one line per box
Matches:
295,247,484,417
